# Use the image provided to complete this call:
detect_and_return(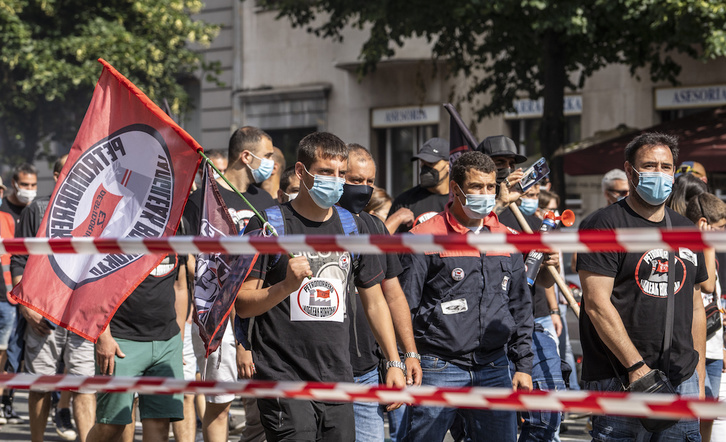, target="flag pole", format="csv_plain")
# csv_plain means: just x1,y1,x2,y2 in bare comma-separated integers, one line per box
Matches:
443,103,479,149
197,151,298,261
